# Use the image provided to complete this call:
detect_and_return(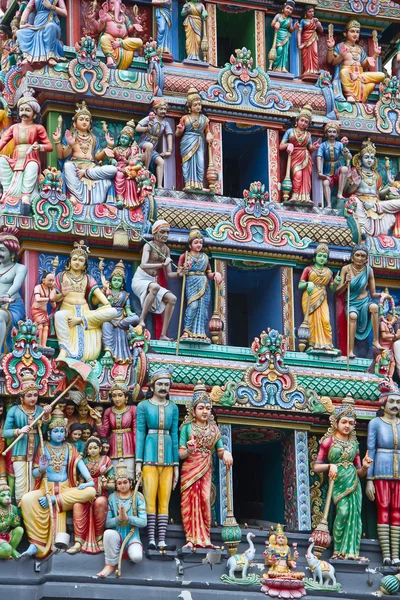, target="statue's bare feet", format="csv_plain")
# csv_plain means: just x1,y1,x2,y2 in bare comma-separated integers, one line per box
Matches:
349,352,356,359
21,194,30,204
66,542,81,555
97,564,116,578
55,349,68,362
346,96,356,103
183,542,194,549
48,58,57,66
67,316,82,328
372,341,384,351
160,335,173,341
139,319,146,328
